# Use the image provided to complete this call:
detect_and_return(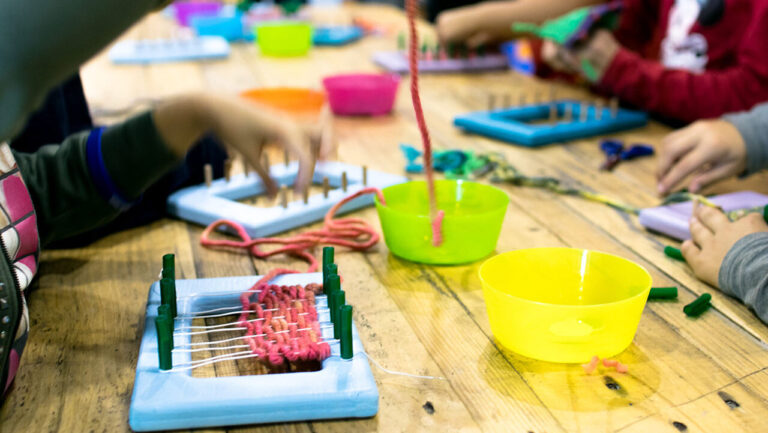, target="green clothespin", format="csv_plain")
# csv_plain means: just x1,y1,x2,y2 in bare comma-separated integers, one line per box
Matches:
155,305,174,371
162,254,175,280
326,274,341,314
280,0,302,15
340,305,353,360
397,32,406,51
649,287,678,300
333,291,346,339
683,293,712,317
160,278,177,318
323,263,338,296
664,246,685,262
